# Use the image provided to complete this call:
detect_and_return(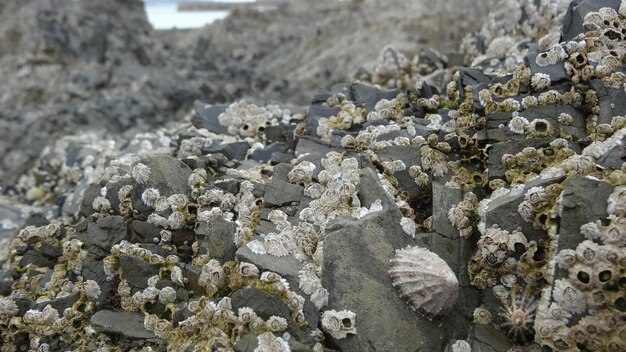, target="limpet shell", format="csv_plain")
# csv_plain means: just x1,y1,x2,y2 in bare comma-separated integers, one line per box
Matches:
389,246,459,320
